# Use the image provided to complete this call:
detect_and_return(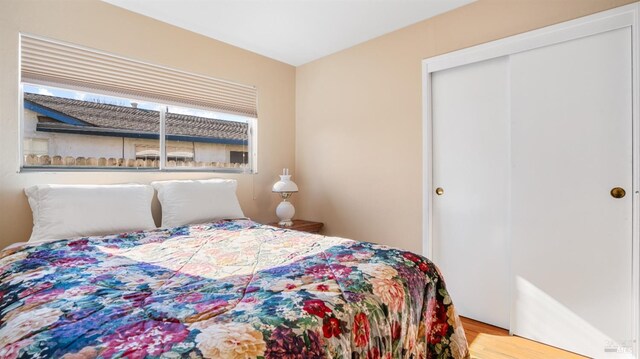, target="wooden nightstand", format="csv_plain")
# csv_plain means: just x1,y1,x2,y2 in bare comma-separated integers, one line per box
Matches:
268,219,324,234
